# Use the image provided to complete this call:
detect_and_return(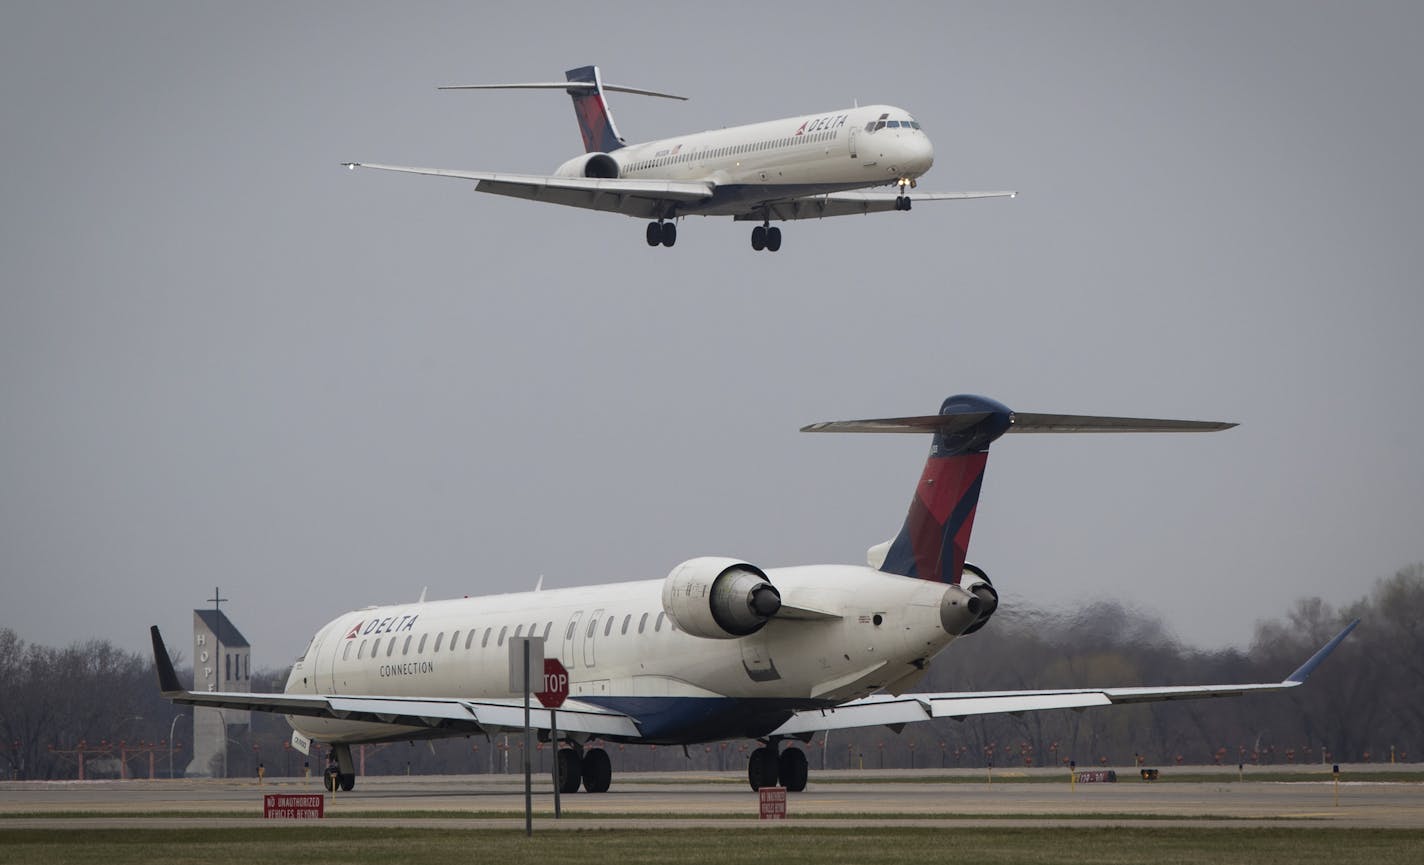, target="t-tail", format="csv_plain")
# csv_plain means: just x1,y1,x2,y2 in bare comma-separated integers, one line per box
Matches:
438,65,686,155
565,65,625,153
802,393,1237,587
